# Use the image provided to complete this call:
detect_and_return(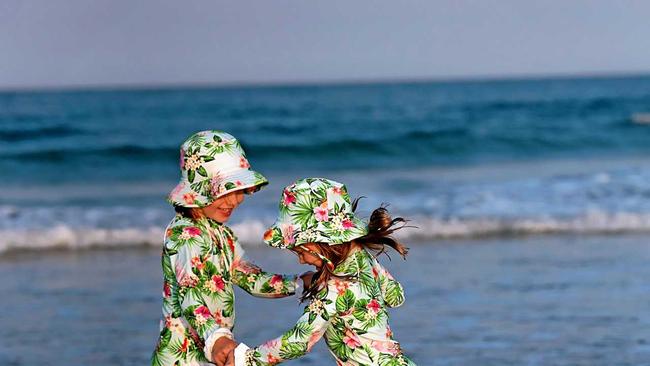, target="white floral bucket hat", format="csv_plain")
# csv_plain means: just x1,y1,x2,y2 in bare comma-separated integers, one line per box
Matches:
263,178,369,249
167,130,268,208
